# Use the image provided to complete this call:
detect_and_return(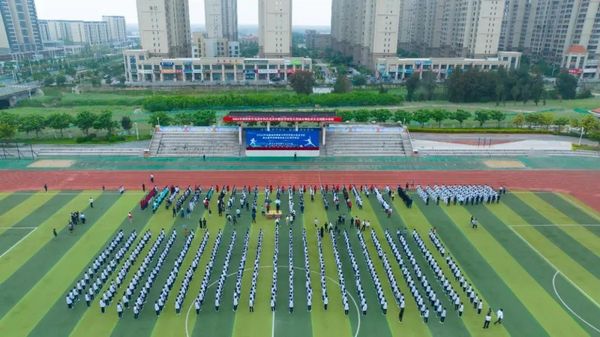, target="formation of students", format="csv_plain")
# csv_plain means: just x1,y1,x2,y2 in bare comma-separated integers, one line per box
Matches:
143,230,177,317
351,186,363,209
416,185,501,206
374,187,393,218
246,229,263,312
67,181,508,328
301,229,314,311
175,231,210,313
329,230,350,314
269,224,279,312
194,230,223,314
287,228,295,313
123,229,166,316
156,231,195,315
356,230,388,314
412,230,462,322
94,231,138,311
232,230,251,312
214,231,237,311
370,230,404,311
66,230,128,309
315,228,328,310
397,230,444,323
341,231,367,315
428,228,492,321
